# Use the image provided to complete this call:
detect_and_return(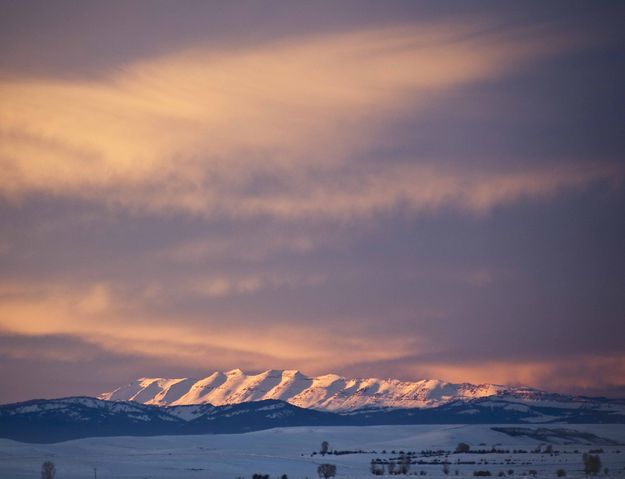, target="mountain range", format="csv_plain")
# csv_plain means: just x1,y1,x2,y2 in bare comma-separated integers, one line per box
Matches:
98,369,538,411
2,394,625,443
2,370,624,443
